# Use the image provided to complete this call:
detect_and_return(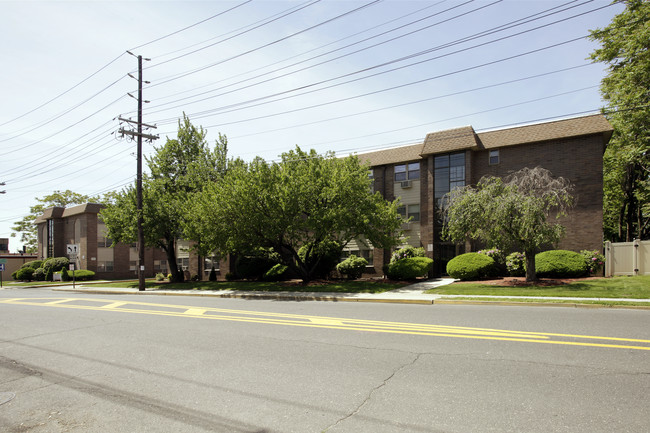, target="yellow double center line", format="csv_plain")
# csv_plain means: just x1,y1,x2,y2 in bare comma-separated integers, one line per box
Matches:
3,298,650,351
